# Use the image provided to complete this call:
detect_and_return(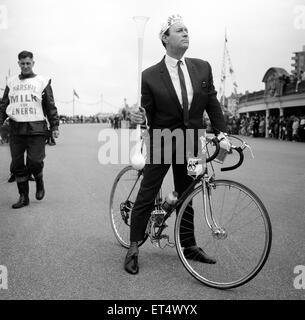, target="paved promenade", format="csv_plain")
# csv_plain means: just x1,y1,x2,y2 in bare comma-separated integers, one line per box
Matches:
0,123,304,299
